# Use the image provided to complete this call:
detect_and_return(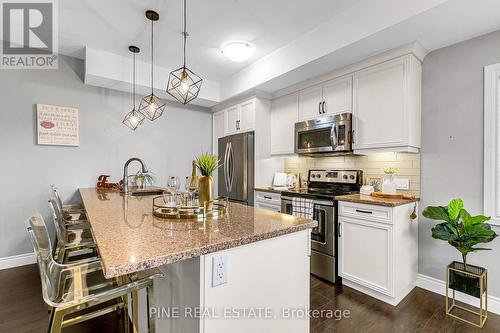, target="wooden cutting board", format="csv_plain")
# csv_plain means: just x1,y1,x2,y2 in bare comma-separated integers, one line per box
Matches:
371,192,415,200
